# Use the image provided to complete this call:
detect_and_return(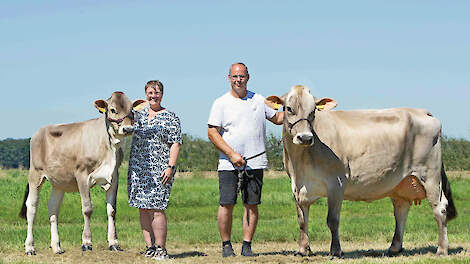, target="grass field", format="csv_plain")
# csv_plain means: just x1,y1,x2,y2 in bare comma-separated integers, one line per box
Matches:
0,167,469,263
